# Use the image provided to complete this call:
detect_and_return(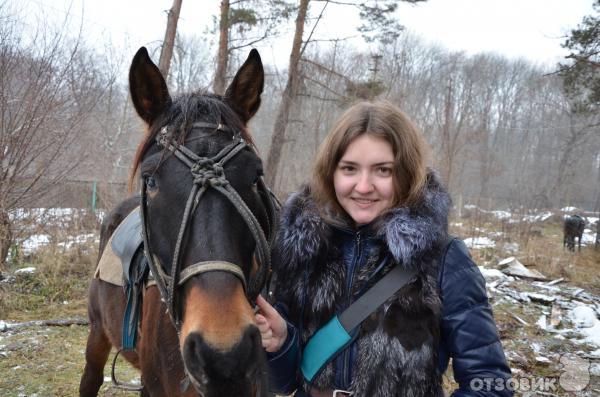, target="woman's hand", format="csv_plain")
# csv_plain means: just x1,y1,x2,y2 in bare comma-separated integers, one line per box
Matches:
255,295,288,353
